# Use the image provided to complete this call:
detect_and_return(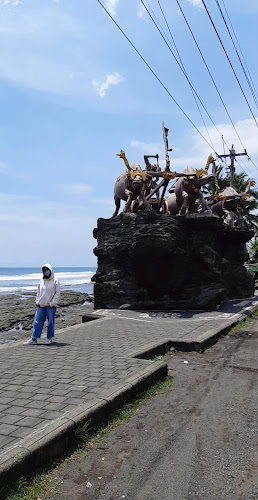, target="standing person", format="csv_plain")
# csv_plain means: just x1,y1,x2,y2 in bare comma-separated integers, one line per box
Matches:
23,264,60,345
